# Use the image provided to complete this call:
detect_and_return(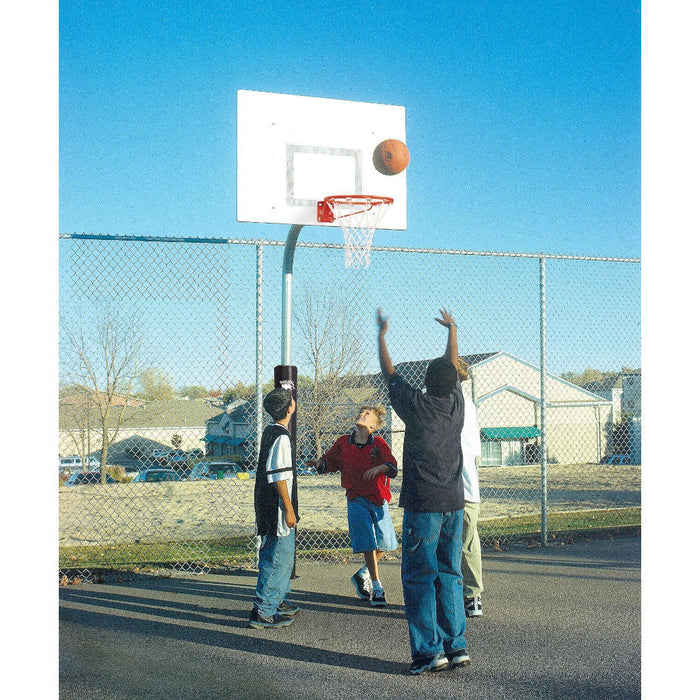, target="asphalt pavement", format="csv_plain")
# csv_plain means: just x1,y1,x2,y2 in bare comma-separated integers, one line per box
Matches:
59,535,641,699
